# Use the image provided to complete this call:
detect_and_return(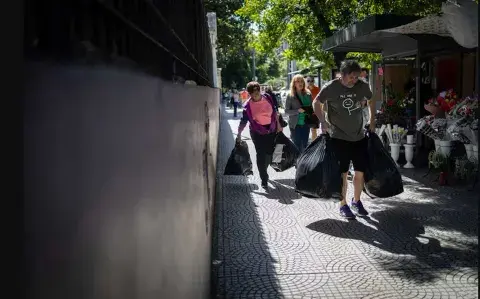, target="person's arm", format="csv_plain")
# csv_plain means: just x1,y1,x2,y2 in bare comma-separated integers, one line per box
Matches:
271,94,279,112
237,109,249,141
313,87,328,126
285,95,304,116
364,84,375,131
